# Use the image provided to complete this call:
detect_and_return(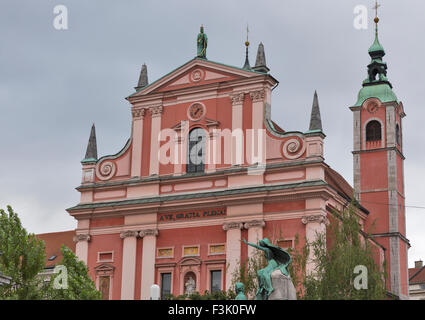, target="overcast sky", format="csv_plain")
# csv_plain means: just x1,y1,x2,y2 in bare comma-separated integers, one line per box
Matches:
0,1,424,268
